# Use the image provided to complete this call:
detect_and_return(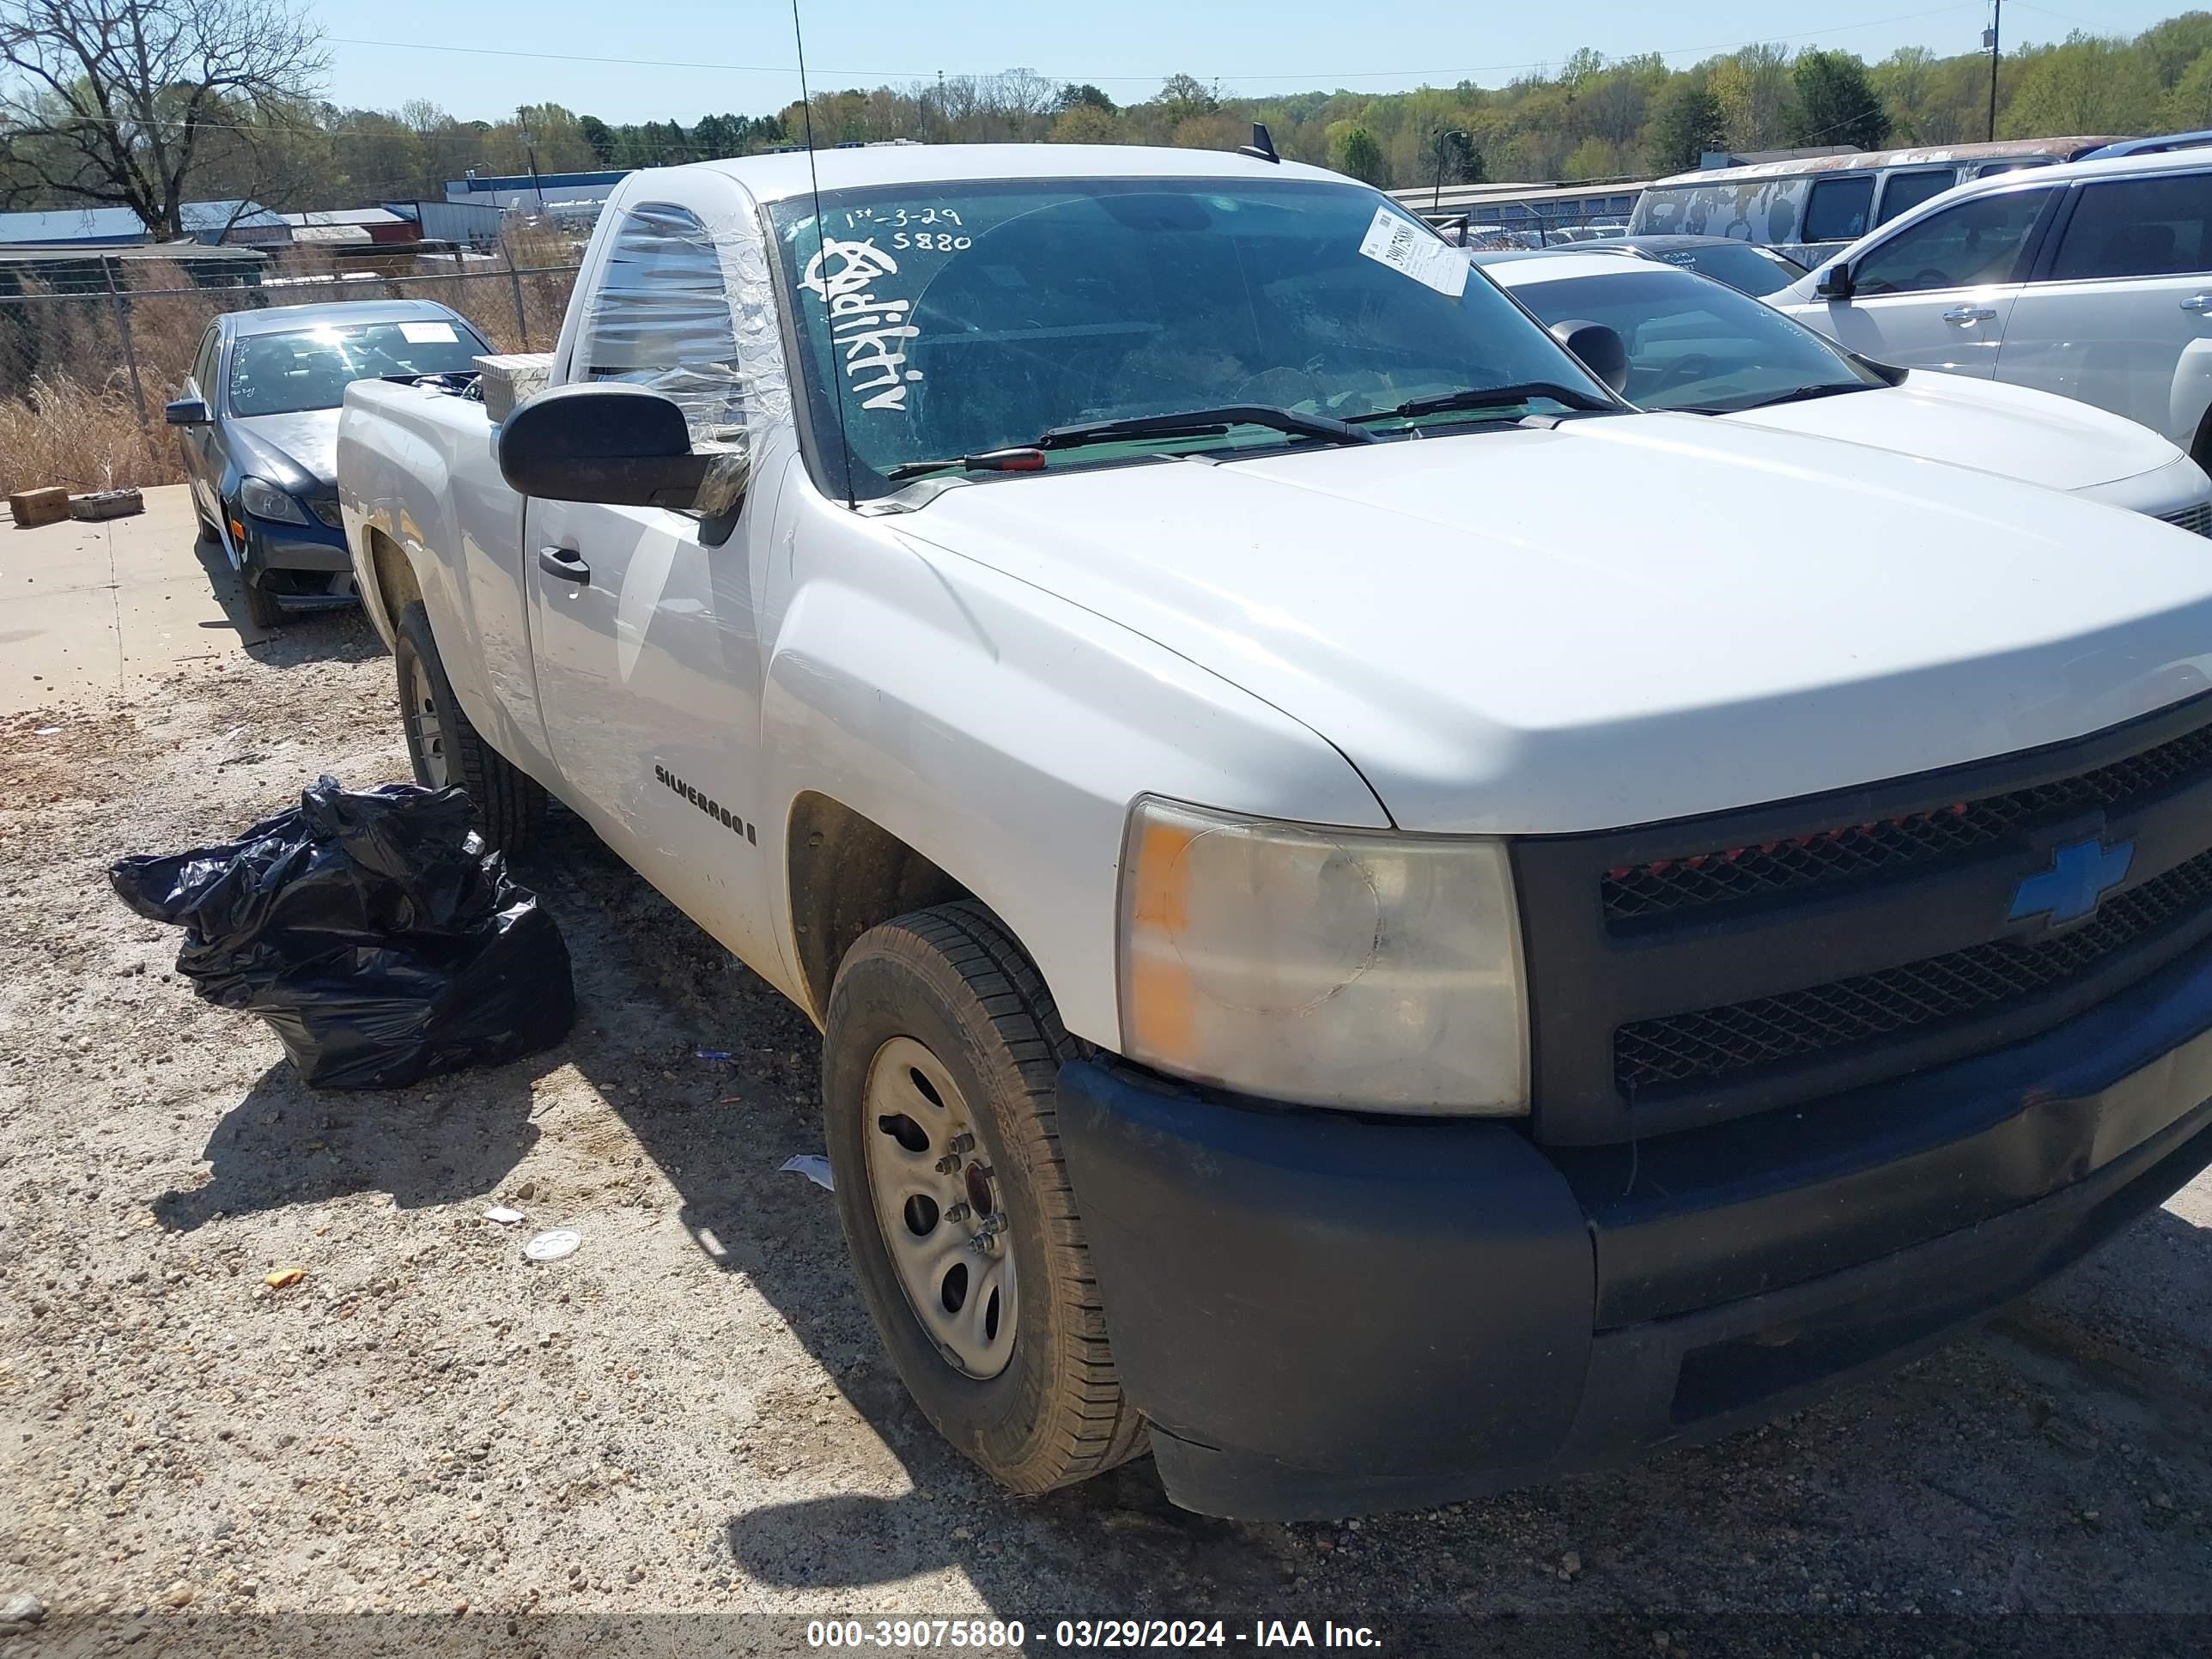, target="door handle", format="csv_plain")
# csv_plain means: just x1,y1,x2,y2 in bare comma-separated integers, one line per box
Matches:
537,545,591,584
1942,305,1998,323
2183,294,2212,313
